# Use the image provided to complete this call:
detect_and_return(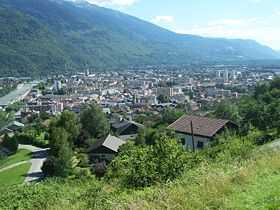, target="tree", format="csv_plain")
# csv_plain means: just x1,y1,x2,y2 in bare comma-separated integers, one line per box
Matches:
161,108,184,125
80,104,110,139
49,127,69,157
43,127,73,177
55,111,81,146
1,134,18,153
153,136,187,182
157,95,170,103
213,101,241,124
